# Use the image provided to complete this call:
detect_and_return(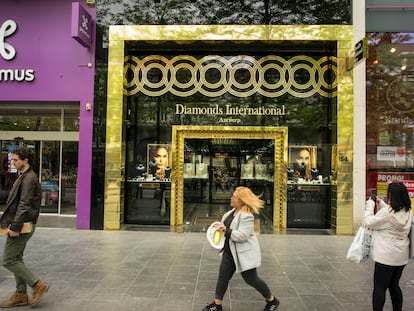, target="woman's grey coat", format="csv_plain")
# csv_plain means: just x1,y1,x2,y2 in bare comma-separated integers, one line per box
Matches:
221,208,261,273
